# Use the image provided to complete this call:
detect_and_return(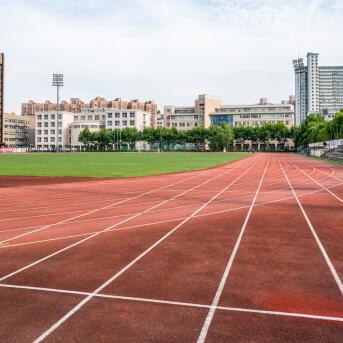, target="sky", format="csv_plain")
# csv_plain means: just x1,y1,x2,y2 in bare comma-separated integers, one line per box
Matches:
1,0,343,113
